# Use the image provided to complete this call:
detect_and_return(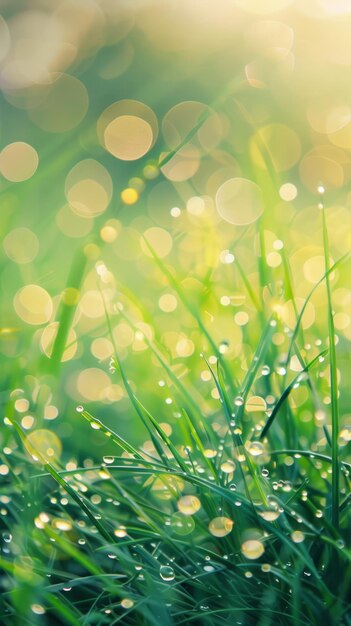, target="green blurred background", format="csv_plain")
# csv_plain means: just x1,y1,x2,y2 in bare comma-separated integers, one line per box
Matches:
1,0,351,465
